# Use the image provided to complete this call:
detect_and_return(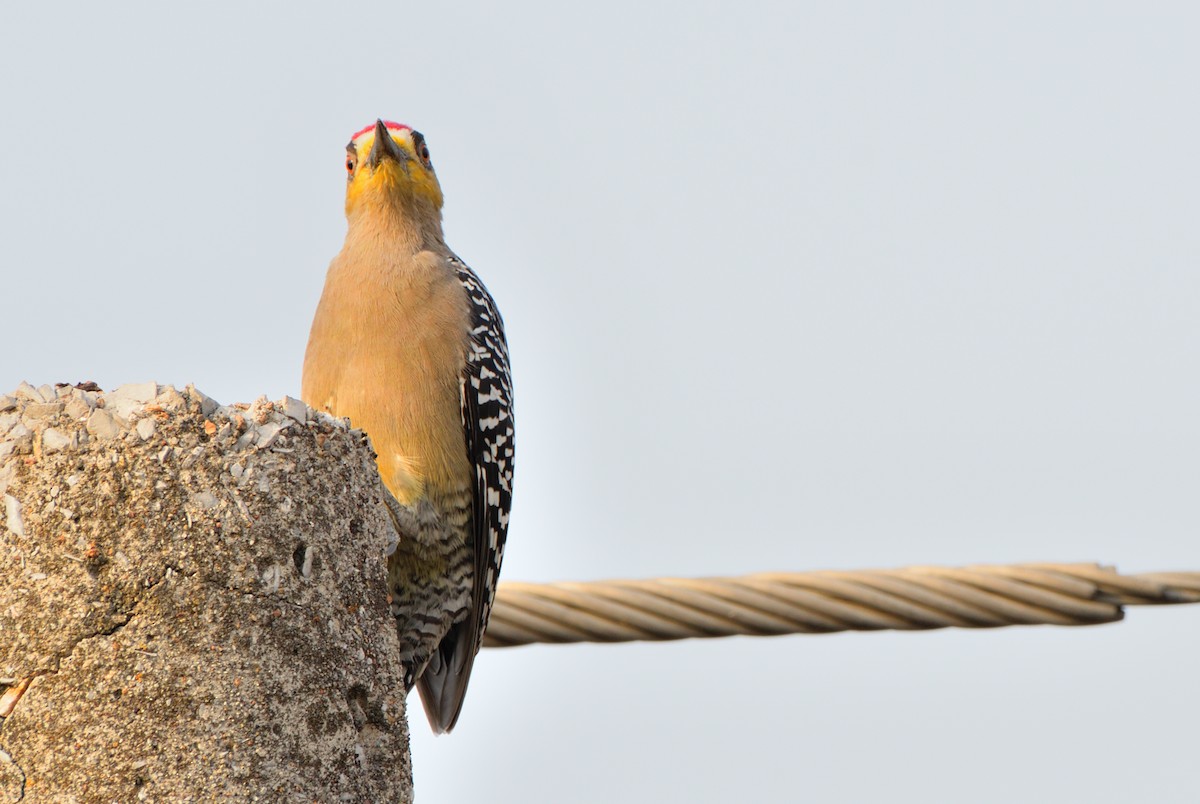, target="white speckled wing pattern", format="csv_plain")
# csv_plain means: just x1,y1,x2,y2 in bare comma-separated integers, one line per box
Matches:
451,254,514,654
411,256,514,732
